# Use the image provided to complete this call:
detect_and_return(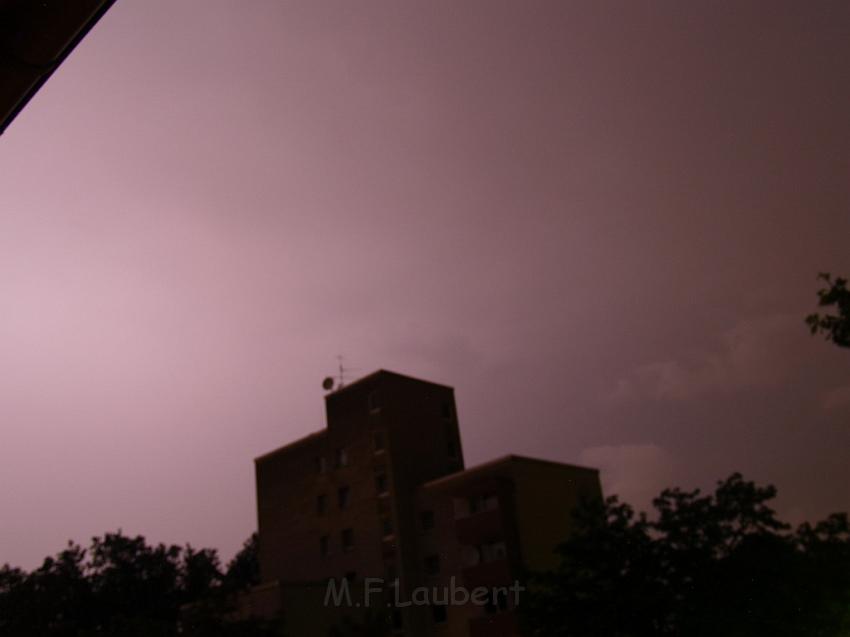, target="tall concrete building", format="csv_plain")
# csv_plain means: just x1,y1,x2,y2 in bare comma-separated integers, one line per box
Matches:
248,370,601,636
